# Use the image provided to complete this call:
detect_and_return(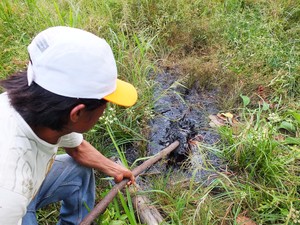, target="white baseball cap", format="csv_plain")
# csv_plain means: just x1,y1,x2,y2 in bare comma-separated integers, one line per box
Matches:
27,26,137,107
